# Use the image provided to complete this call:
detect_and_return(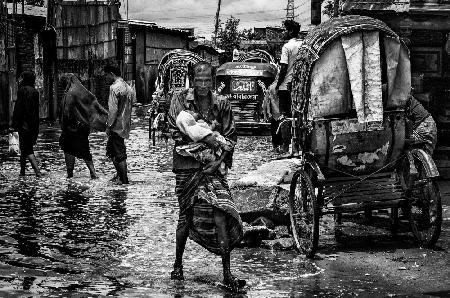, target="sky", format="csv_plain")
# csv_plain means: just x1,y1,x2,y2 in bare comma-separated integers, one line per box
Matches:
121,0,313,38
